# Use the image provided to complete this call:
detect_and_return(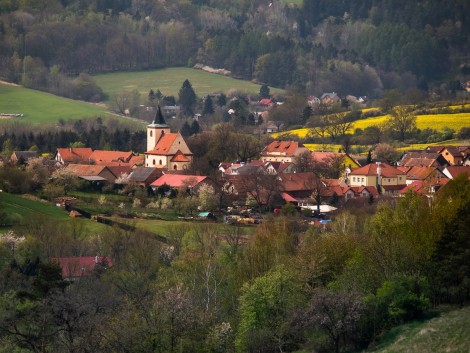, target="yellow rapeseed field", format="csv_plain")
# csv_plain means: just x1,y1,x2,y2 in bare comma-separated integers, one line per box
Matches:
273,112,470,139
